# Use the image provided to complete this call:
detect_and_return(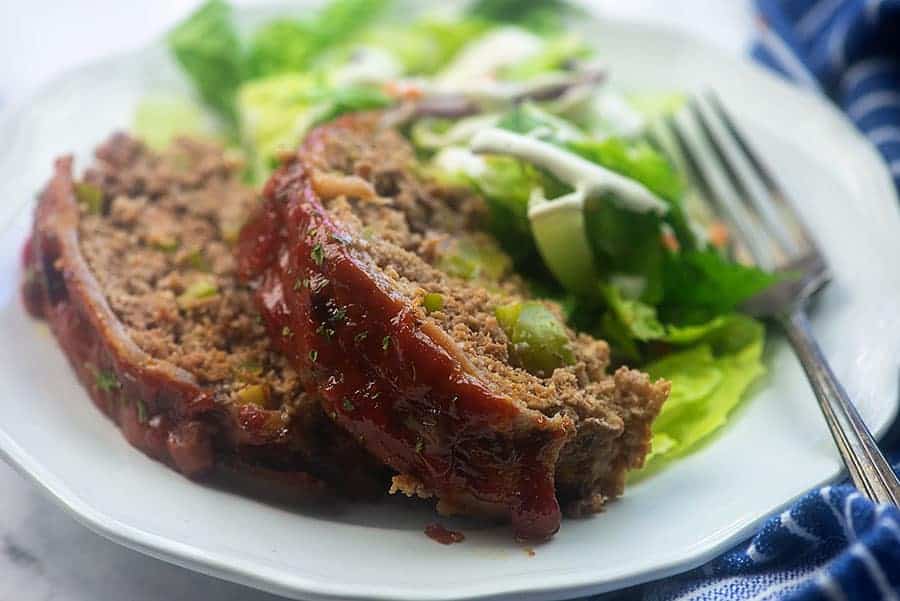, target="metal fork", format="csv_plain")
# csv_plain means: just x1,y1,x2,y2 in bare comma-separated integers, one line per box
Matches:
658,90,900,505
